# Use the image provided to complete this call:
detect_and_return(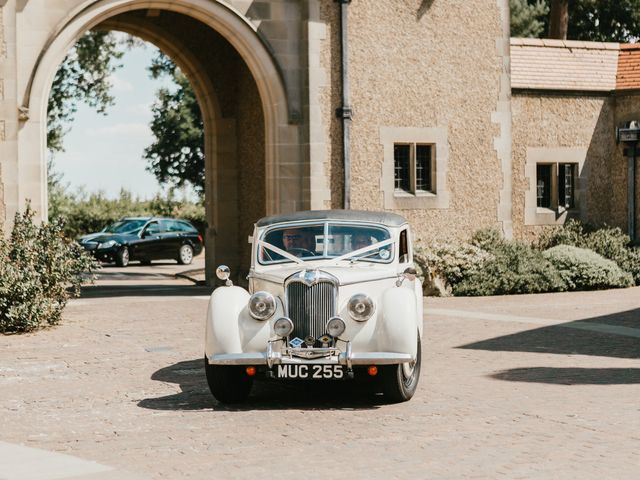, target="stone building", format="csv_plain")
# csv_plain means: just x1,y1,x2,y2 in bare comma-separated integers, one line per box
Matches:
0,1,638,280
